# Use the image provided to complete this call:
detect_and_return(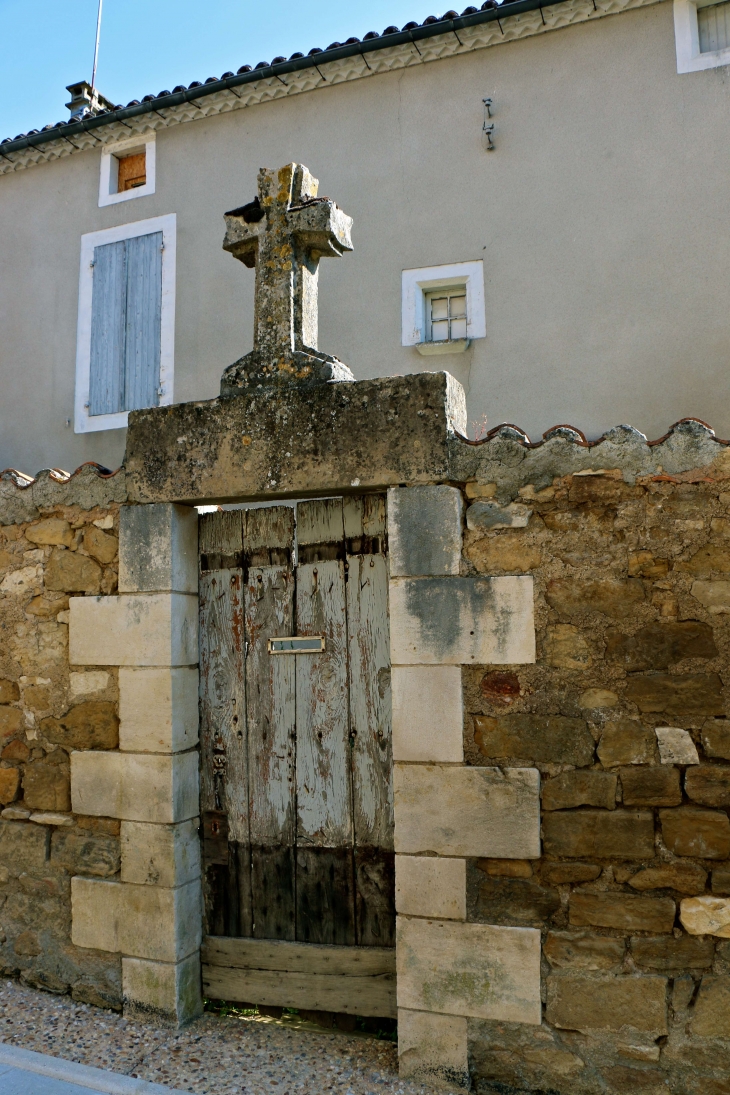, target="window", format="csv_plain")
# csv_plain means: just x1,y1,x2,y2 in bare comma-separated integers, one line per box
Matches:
98,133,156,207
75,214,176,433
426,290,468,343
402,261,485,355
674,0,730,71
